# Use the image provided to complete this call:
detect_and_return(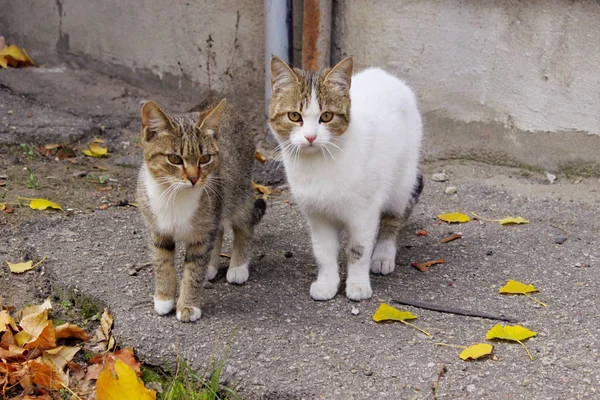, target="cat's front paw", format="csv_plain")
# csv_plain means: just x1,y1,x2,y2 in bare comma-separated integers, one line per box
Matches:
176,306,202,322
345,281,373,301
370,240,396,275
206,263,218,281
310,278,340,301
154,298,175,315
226,263,249,284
